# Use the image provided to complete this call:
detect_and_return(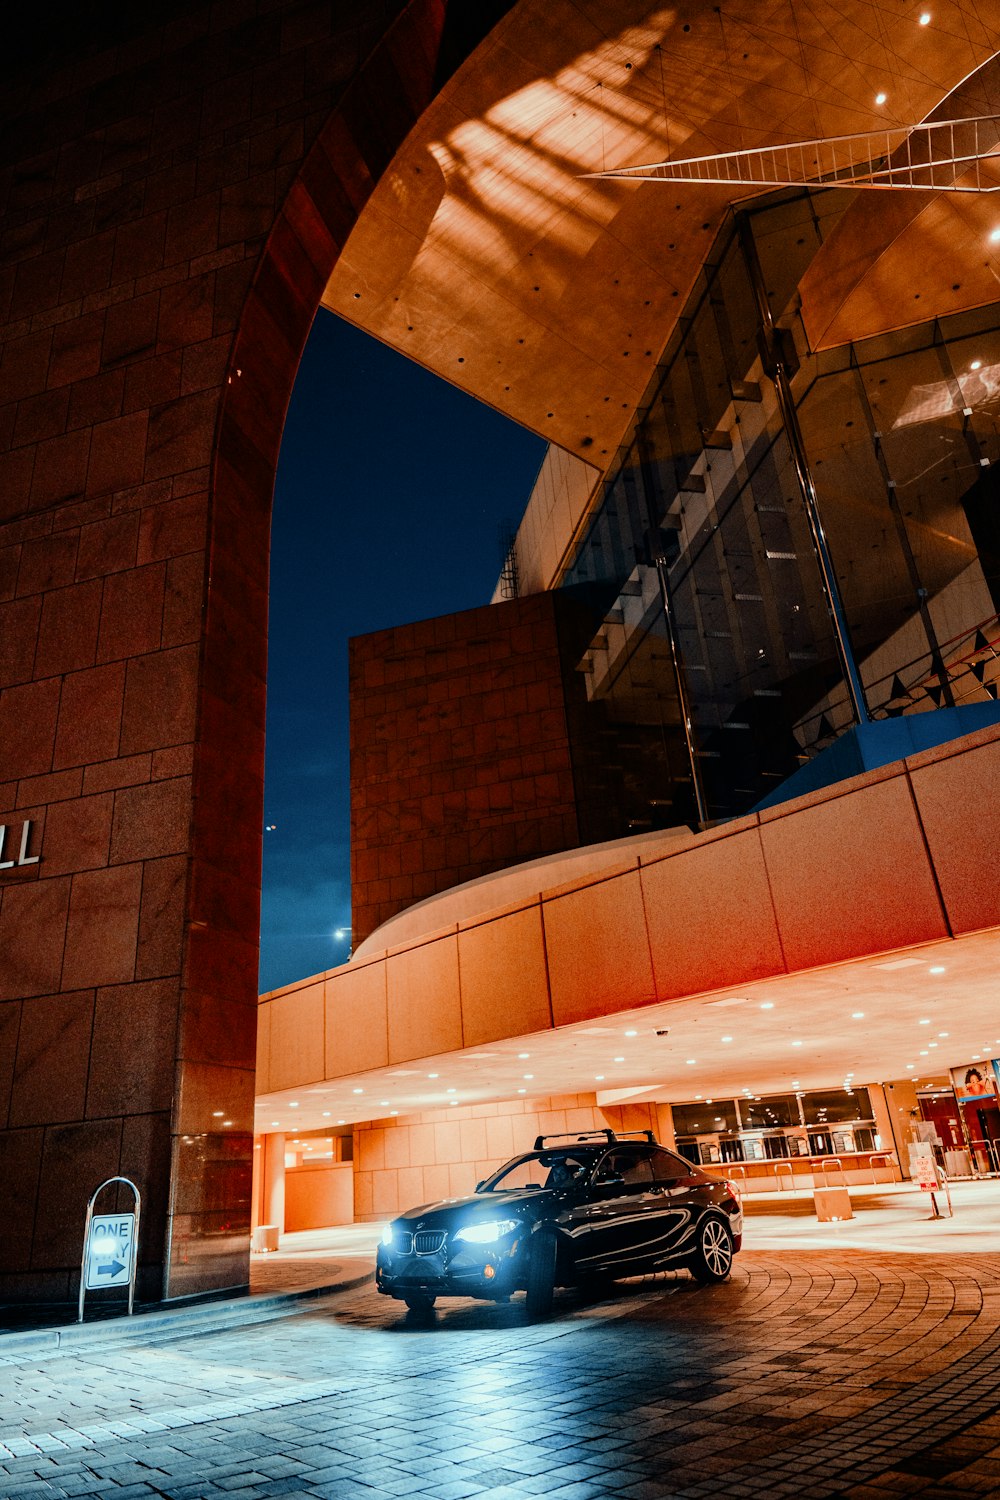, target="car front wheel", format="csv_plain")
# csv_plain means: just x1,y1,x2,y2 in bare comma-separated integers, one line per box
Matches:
403,1291,437,1312
689,1213,734,1283
524,1232,557,1319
